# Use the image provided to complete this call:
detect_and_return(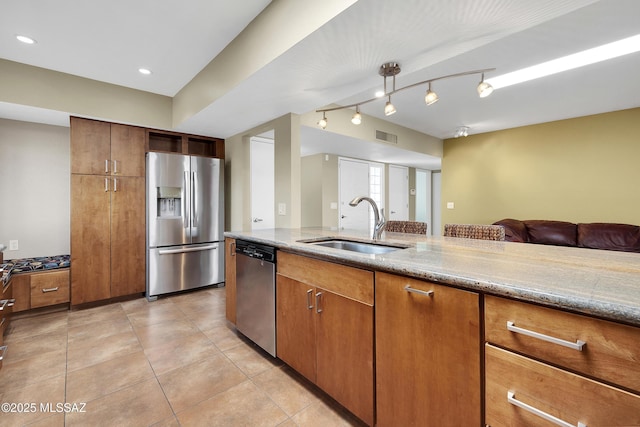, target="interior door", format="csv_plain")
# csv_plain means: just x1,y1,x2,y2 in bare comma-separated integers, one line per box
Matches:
339,158,370,230
250,137,275,230
388,165,409,221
